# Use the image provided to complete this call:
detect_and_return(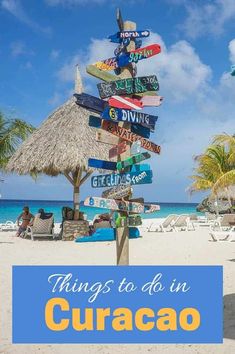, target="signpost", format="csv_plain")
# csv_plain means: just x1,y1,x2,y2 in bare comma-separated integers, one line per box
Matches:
84,196,160,214
100,120,161,154
97,75,159,98
84,9,162,266
89,115,151,139
88,158,117,171
108,30,150,43
116,152,151,171
108,96,143,110
102,185,132,199
91,169,152,188
101,107,157,130
74,93,107,113
92,44,161,72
